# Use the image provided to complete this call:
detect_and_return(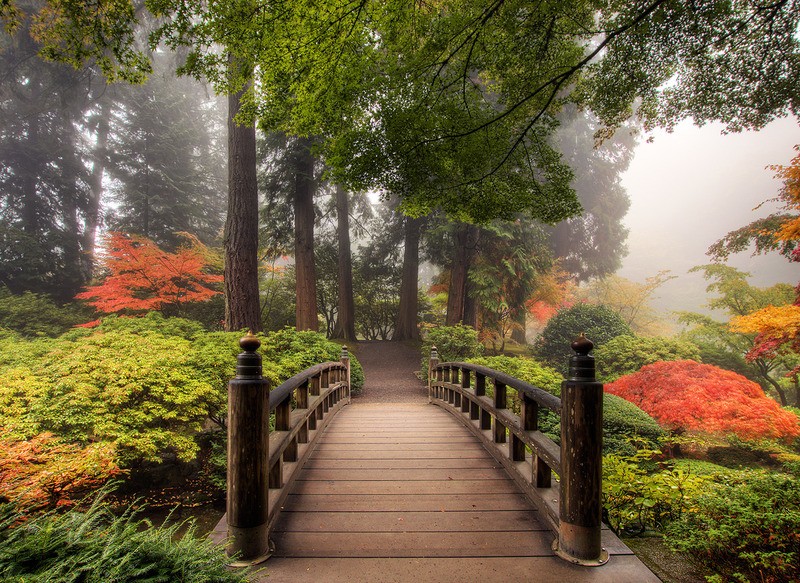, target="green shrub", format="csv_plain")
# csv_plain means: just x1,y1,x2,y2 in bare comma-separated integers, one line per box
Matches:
0,323,363,473
603,393,666,456
260,327,364,394
665,467,800,583
603,450,709,535
595,335,701,382
0,497,250,582
0,288,93,338
534,304,633,373
421,324,483,379
95,312,206,338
